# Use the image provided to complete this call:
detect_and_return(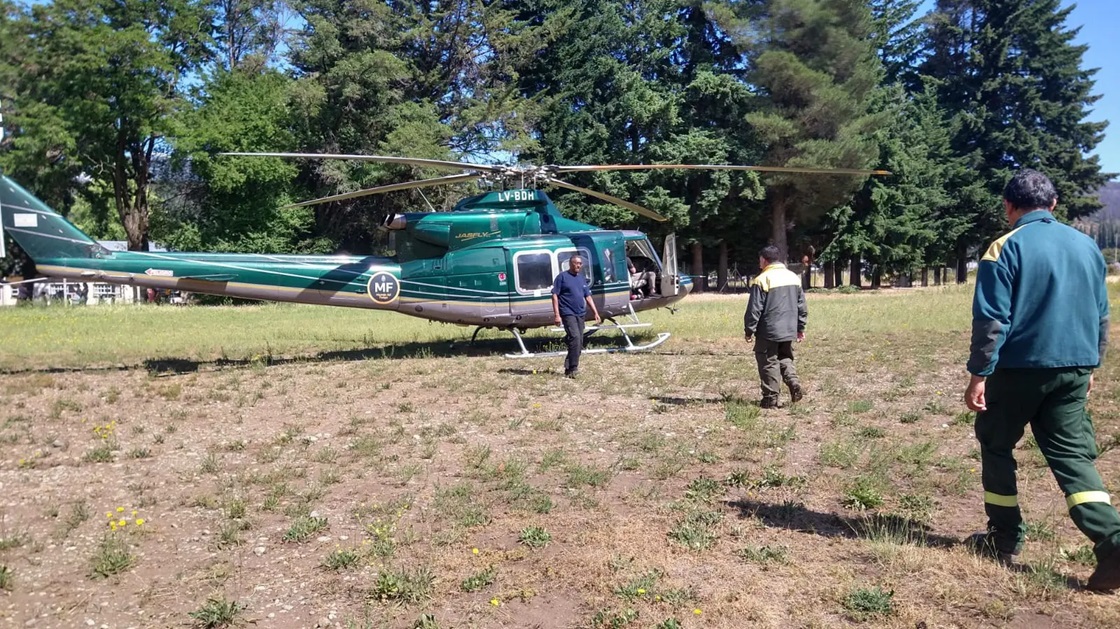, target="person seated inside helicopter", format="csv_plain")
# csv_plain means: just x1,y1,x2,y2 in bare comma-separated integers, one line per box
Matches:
627,256,657,299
